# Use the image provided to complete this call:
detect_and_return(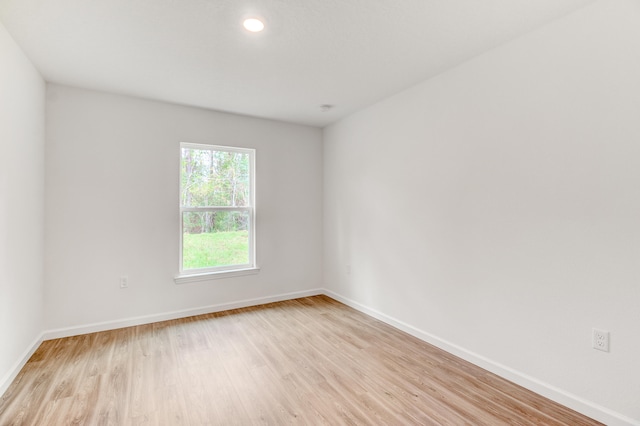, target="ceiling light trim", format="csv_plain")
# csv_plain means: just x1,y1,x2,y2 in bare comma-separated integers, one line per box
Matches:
243,18,265,33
